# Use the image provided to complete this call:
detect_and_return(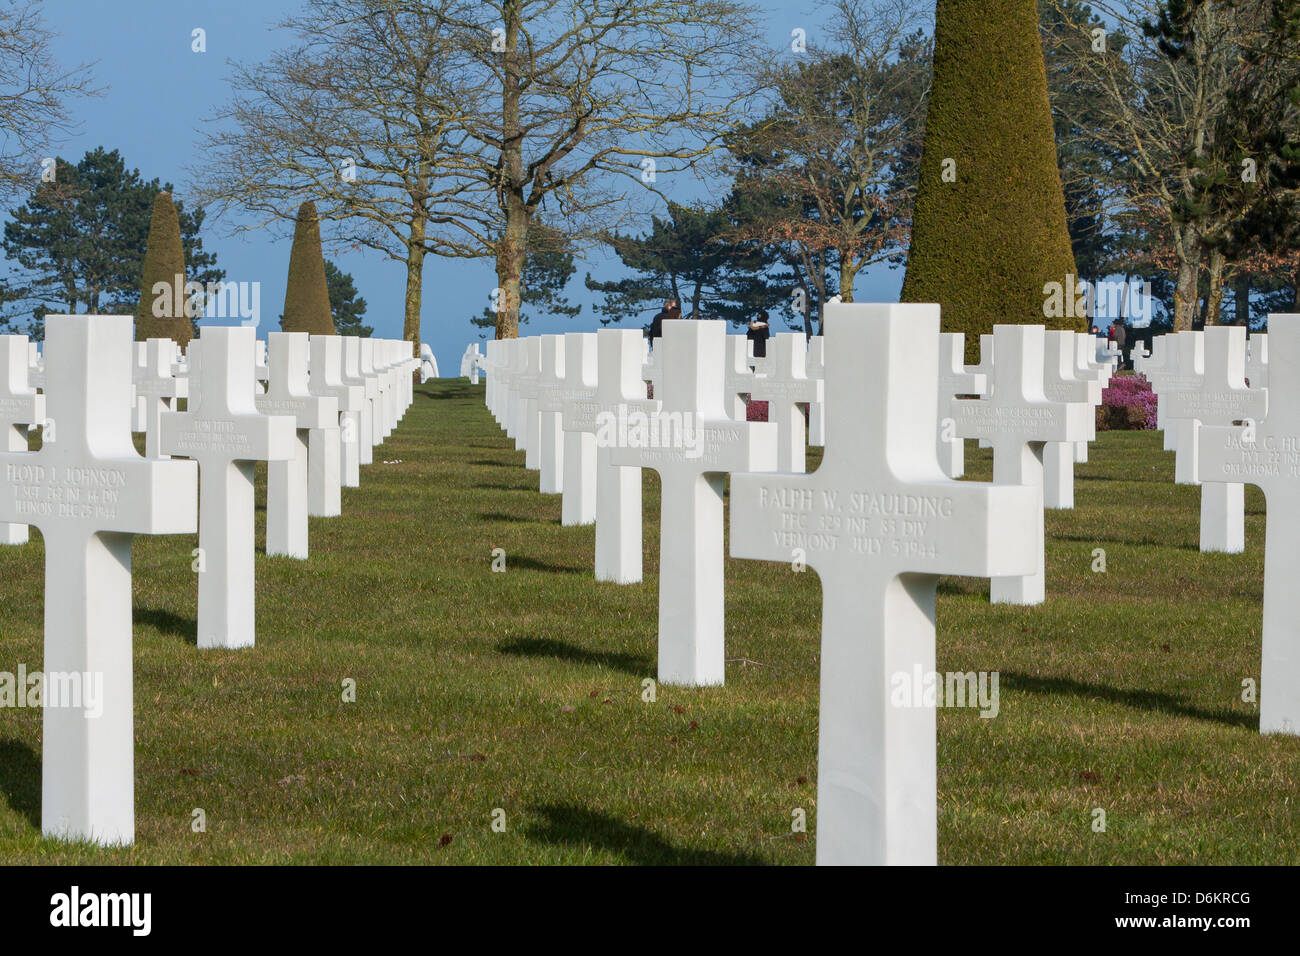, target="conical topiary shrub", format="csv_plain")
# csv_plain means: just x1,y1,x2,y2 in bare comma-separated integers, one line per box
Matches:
281,200,336,334
901,0,1081,362
135,191,194,347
